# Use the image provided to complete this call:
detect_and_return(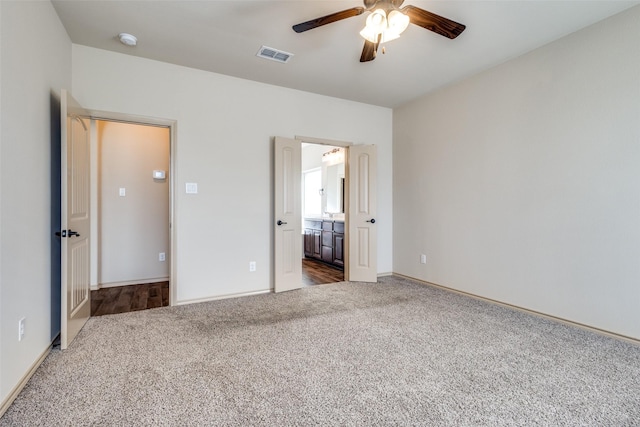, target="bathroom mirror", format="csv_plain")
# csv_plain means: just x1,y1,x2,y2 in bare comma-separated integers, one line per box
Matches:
324,162,345,214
